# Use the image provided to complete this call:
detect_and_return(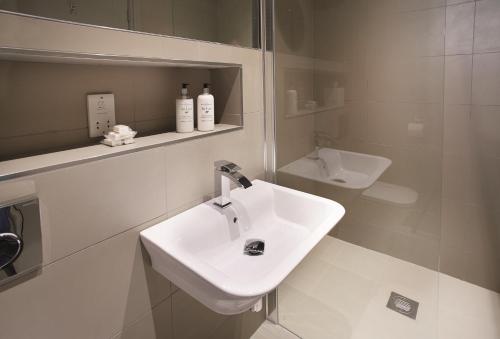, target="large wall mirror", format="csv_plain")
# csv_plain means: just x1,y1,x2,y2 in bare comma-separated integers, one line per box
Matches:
0,0,261,49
